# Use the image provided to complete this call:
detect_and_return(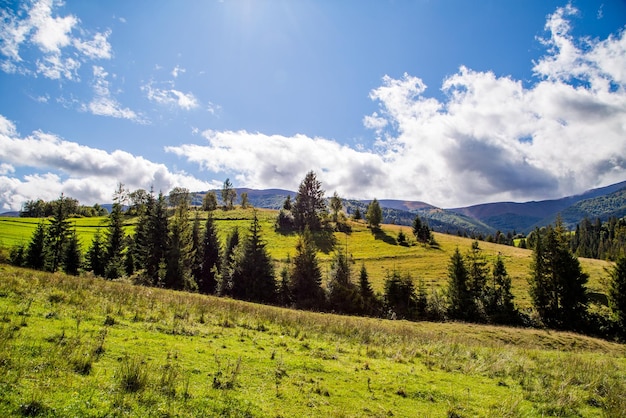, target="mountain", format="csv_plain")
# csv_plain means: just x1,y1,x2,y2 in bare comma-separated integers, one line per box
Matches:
449,180,626,234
